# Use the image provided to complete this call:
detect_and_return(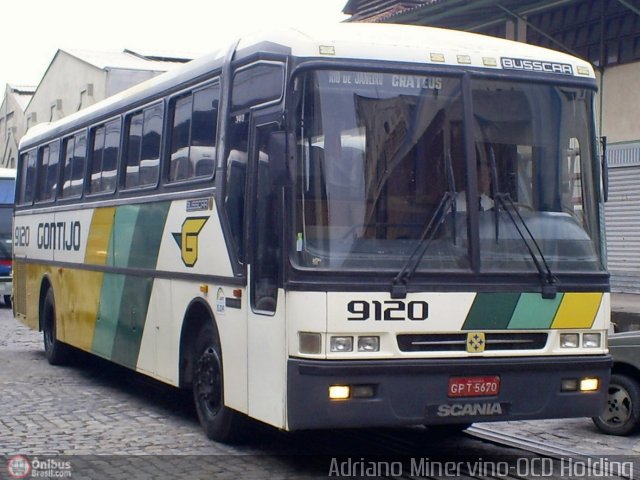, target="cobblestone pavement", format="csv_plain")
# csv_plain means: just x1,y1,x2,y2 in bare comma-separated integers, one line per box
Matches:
1,308,639,479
